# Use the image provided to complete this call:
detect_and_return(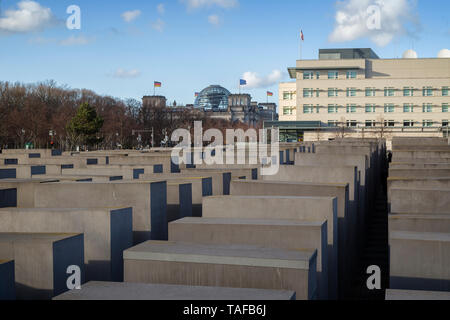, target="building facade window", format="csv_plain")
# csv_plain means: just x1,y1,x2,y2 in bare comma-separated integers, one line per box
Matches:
365,120,376,127
316,88,320,98
384,87,395,97
384,104,394,113
422,104,433,113
404,120,415,127
423,86,433,97
346,120,357,127
303,88,314,98
328,88,338,97
403,87,414,97
403,104,414,113
346,104,357,113
316,72,320,79
384,120,395,127
423,120,433,127
328,120,338,127
443,104,449,113
303,105,314,114
346,88,356,97
283,107,295,115
346,71,357,79
283,91,295,100
328,104,338,113
365,88,376,97
365,104,376,113
303,71,314,80
328,71,339,79
443,87,449,96
443,120,449,127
